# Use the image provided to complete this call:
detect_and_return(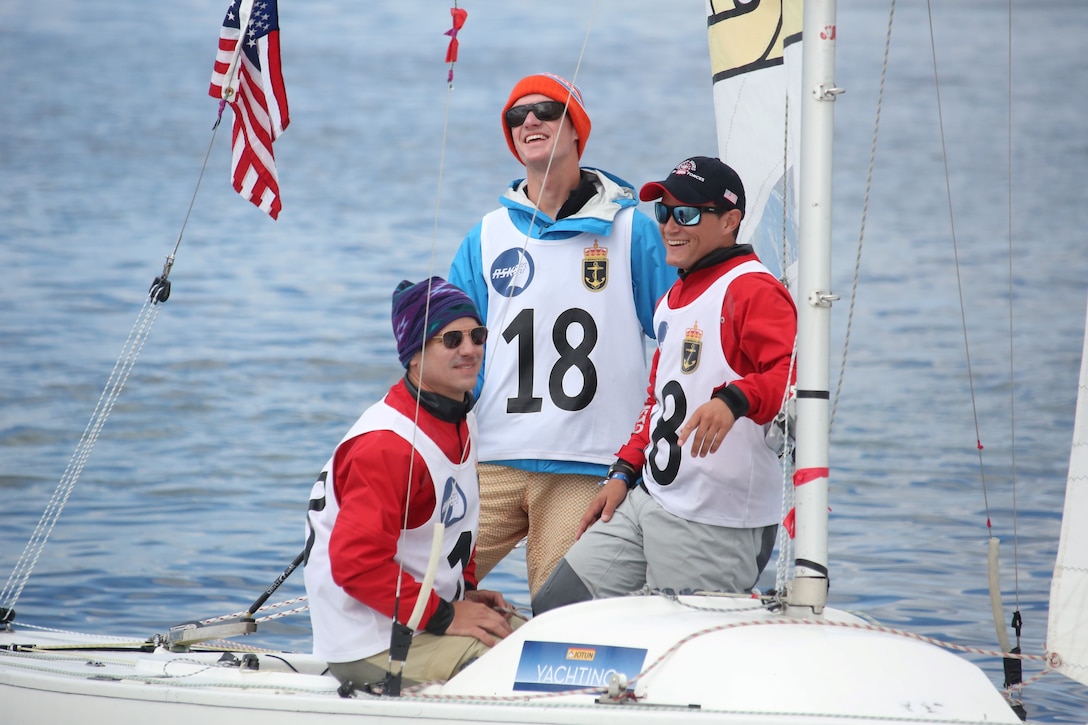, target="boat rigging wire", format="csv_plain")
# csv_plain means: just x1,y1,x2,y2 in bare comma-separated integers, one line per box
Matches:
1002,0,1023,648
922,0,990,528
911,2,1020,689
0,292,166,618
0,25,240,619
374,1,602,694
482,3,599,369
380,2,478,697
997,0,1025,707
829,2,1026,703
829,0,895,433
